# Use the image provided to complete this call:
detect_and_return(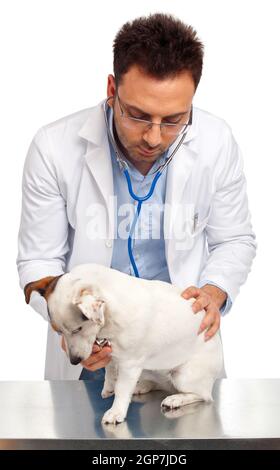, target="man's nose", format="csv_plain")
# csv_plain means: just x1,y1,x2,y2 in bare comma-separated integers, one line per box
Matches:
142,123,162,148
